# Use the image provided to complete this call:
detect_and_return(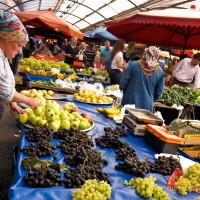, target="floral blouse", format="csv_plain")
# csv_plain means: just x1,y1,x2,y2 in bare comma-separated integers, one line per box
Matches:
0,48,15,103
